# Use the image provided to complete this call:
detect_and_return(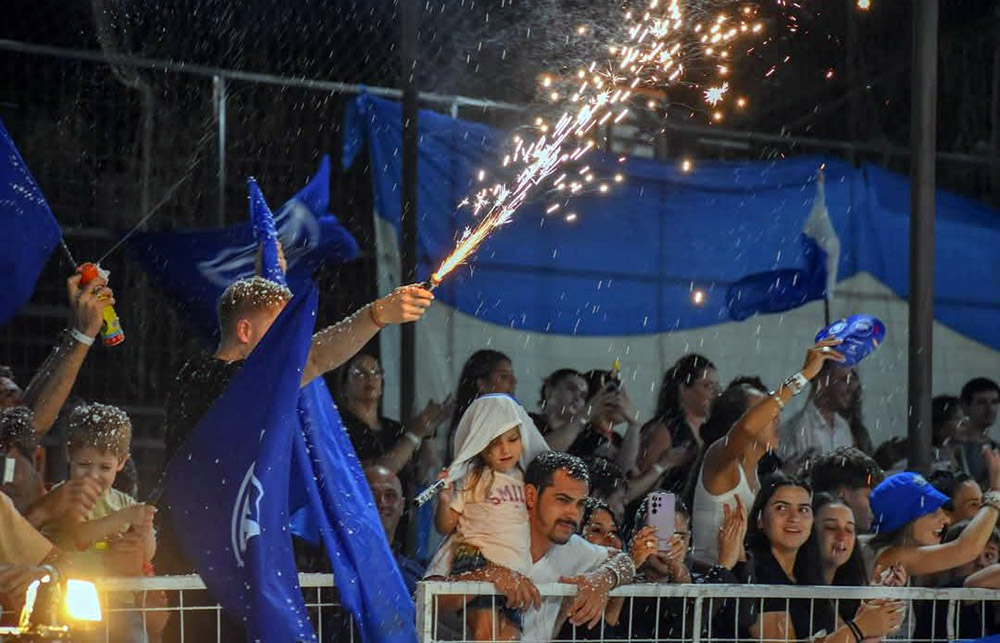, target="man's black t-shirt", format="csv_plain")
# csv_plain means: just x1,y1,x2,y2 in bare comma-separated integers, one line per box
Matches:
530,412,622,460
156,353,243,576
162,353,244,465
339,408,407,462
